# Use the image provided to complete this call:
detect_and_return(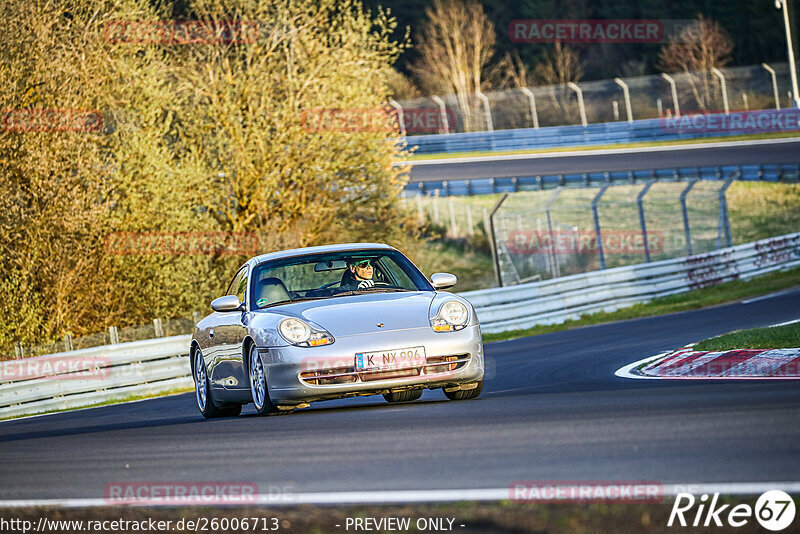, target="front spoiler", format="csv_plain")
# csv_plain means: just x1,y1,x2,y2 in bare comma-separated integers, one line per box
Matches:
260,325,484,404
